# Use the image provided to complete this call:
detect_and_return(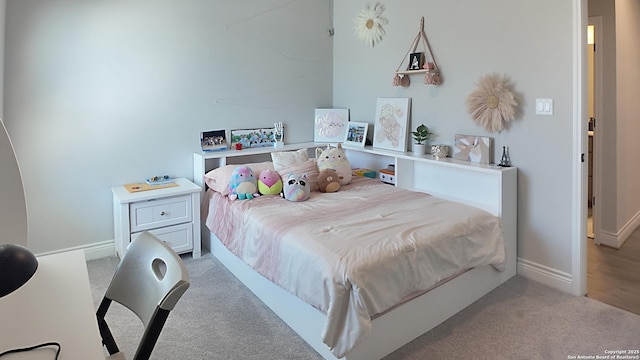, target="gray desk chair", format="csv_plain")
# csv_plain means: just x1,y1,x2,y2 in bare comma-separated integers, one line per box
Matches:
96,231,190,360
